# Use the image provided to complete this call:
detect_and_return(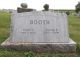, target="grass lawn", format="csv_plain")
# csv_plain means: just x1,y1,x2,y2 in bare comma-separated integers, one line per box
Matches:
68,14,80,43
0,11,80,57
0,11,10,43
